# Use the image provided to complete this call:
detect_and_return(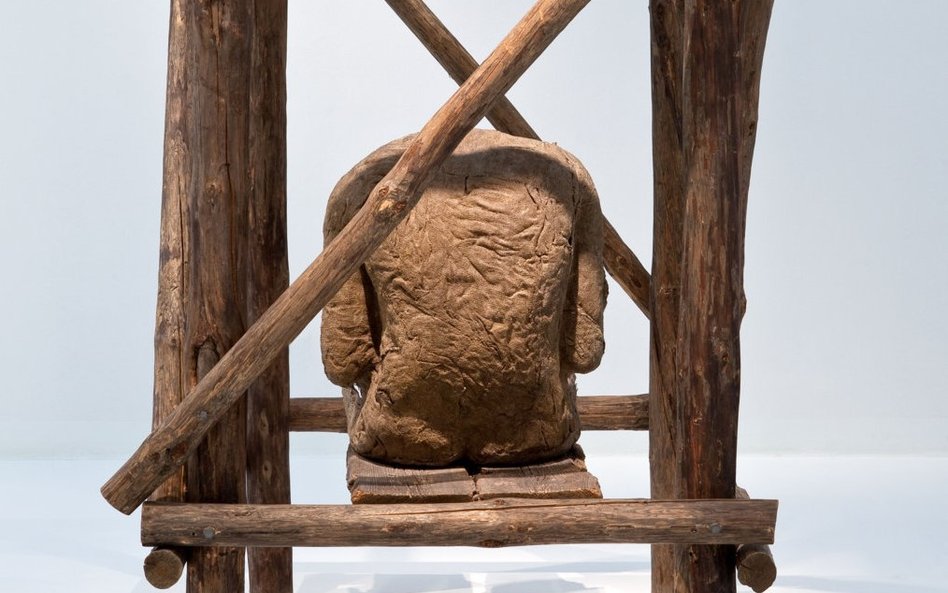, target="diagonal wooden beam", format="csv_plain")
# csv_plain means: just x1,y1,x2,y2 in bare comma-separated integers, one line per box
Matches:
101,0,592,516
385,0,651,317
